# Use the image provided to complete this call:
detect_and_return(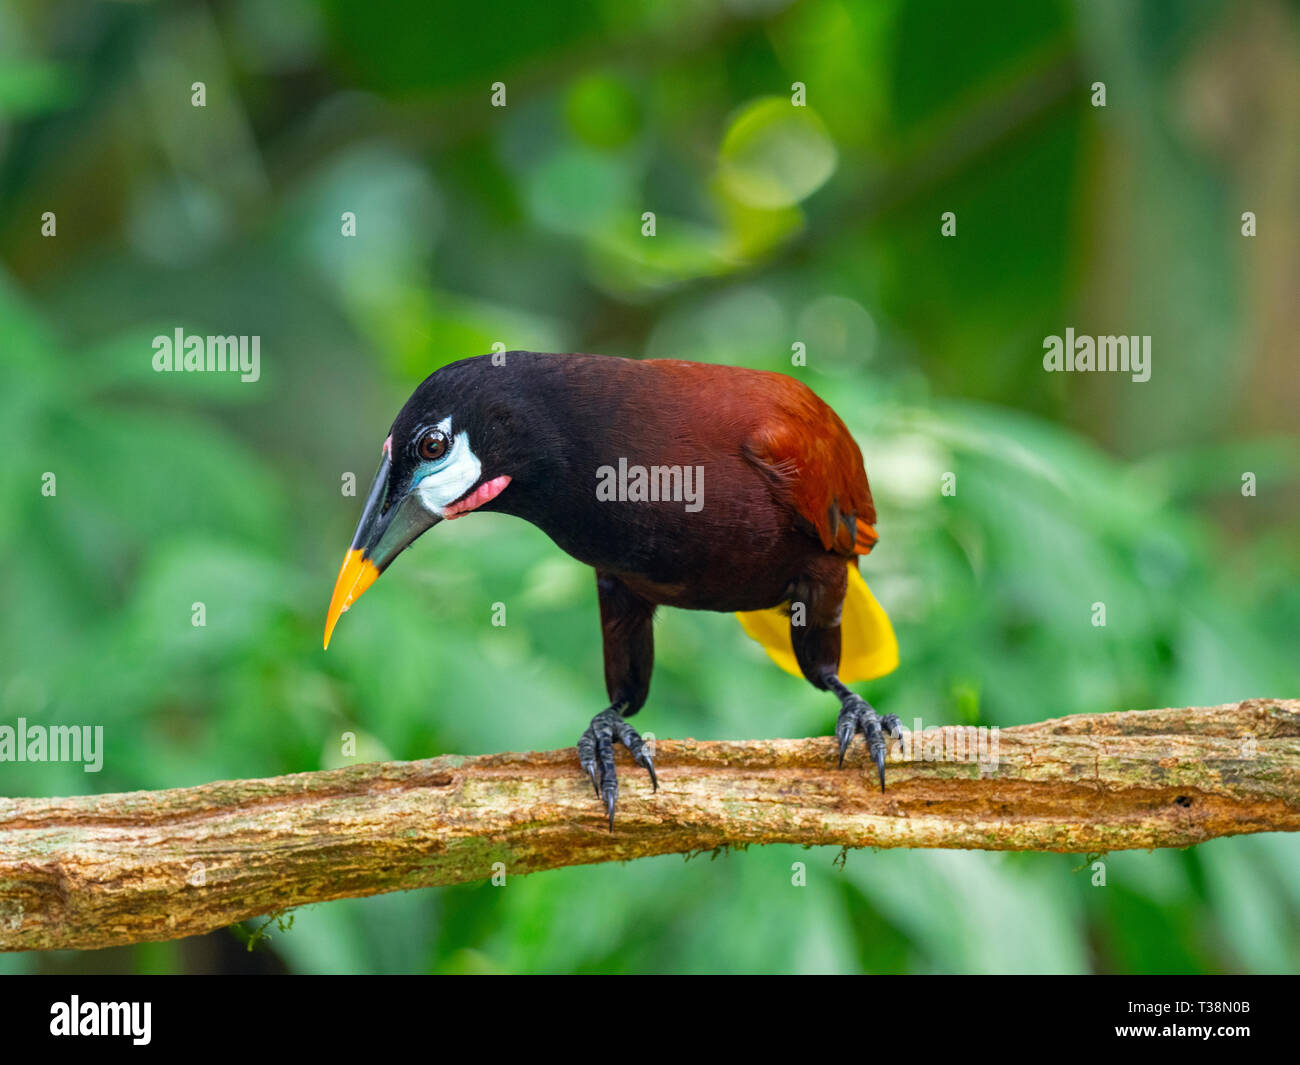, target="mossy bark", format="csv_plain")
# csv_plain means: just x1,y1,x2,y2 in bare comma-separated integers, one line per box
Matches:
1,698,1296,952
